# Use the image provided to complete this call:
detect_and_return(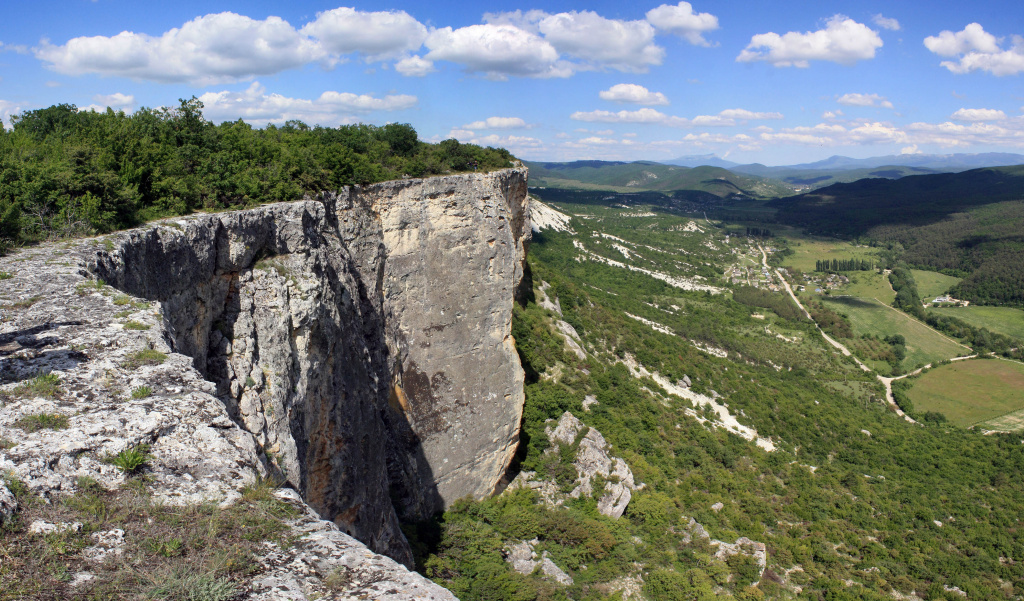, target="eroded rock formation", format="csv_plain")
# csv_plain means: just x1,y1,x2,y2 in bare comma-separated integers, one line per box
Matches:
0,168,529,596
